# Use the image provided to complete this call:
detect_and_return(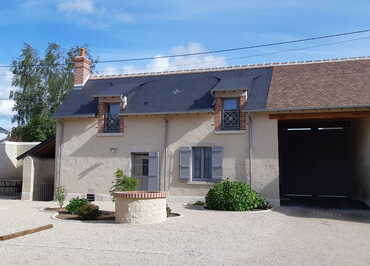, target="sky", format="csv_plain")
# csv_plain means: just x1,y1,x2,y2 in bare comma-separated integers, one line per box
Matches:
1,0,370,134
